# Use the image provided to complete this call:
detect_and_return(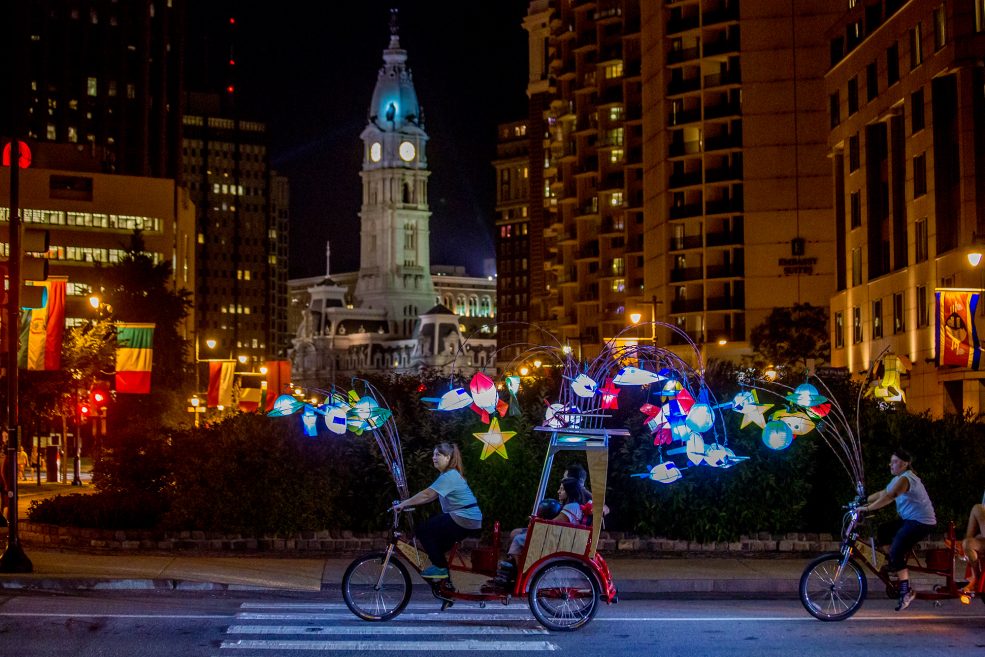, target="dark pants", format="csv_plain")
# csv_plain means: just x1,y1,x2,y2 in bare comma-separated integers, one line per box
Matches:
878,518,936,572
417,513,474,568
